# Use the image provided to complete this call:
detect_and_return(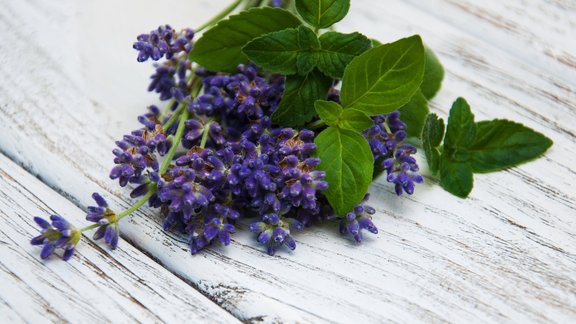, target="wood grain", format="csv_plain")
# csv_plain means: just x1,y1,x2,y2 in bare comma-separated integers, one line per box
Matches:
0,154,239,323
1,0,575,322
